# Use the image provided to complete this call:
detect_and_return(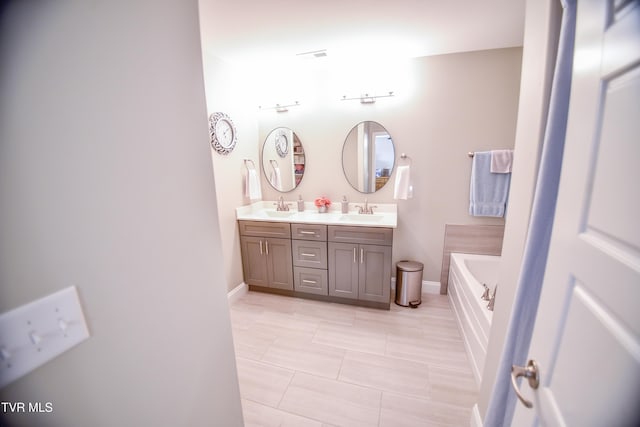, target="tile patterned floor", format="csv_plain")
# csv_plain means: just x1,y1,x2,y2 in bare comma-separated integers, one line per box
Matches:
229,291,478,427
